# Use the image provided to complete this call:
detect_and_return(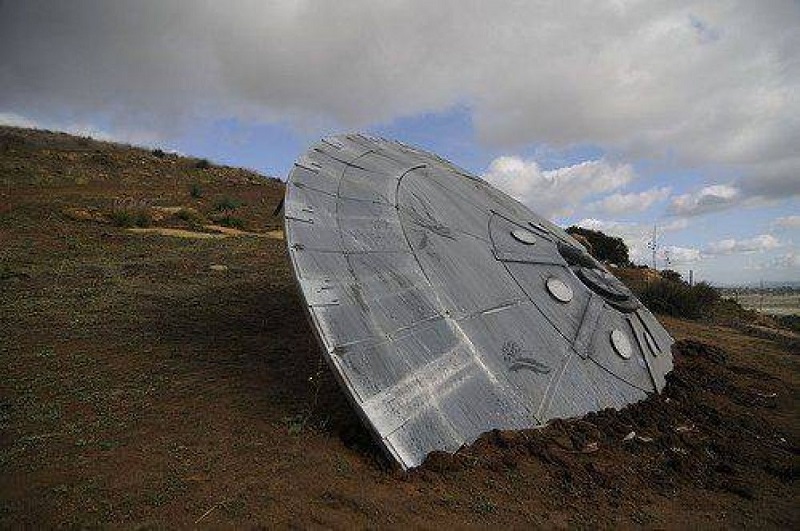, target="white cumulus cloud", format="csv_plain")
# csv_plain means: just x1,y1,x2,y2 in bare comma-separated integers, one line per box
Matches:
772,251,800,270
747,249,800,272
0,112,38,129
669,184,741,216
663,246,703,264
705,234,781,255
0,0,798,200
482,157,633,218
772,215,800,230
0,112,159,146
589,187,671,215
